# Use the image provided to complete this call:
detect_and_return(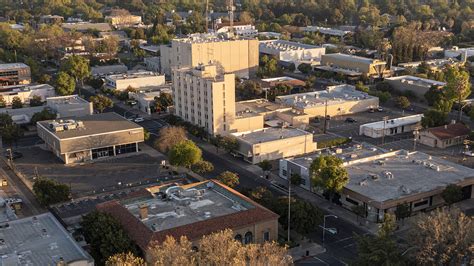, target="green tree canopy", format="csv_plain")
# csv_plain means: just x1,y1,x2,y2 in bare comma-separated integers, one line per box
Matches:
309,155,349,202
11,96,22,109
55,71,76,96
444,66,471,121
90,94,113,113
33,177,70,206
191,160,214,174
441,184,463,206
421,109,447,128
81,211,141,265
29,95,43,107
31,108,56,124
168,140,202,168
217,171,239,188
61,55,91,87
395,96,411,109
